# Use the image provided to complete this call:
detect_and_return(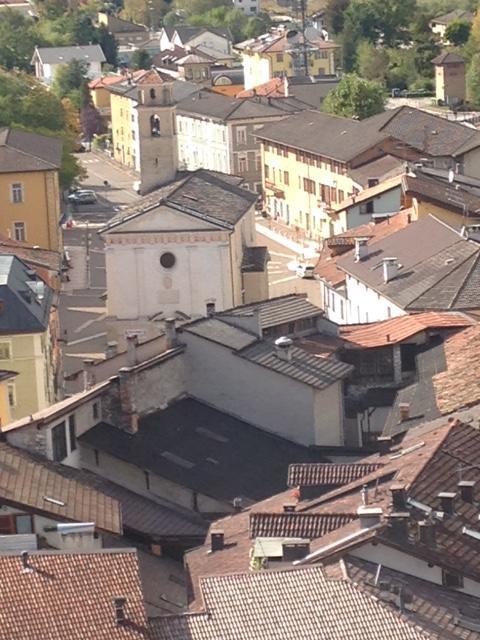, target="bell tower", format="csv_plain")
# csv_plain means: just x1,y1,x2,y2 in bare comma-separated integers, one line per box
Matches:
135,69,178,194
